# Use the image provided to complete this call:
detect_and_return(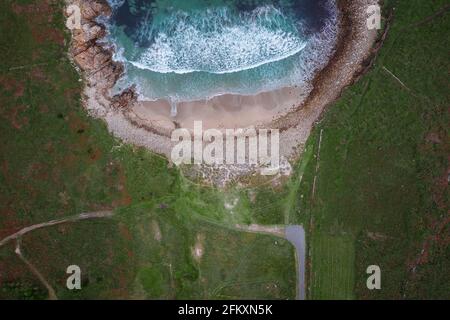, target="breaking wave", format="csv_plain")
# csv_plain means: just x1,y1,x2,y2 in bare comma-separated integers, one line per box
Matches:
105,0,339,102
130,6,307,74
